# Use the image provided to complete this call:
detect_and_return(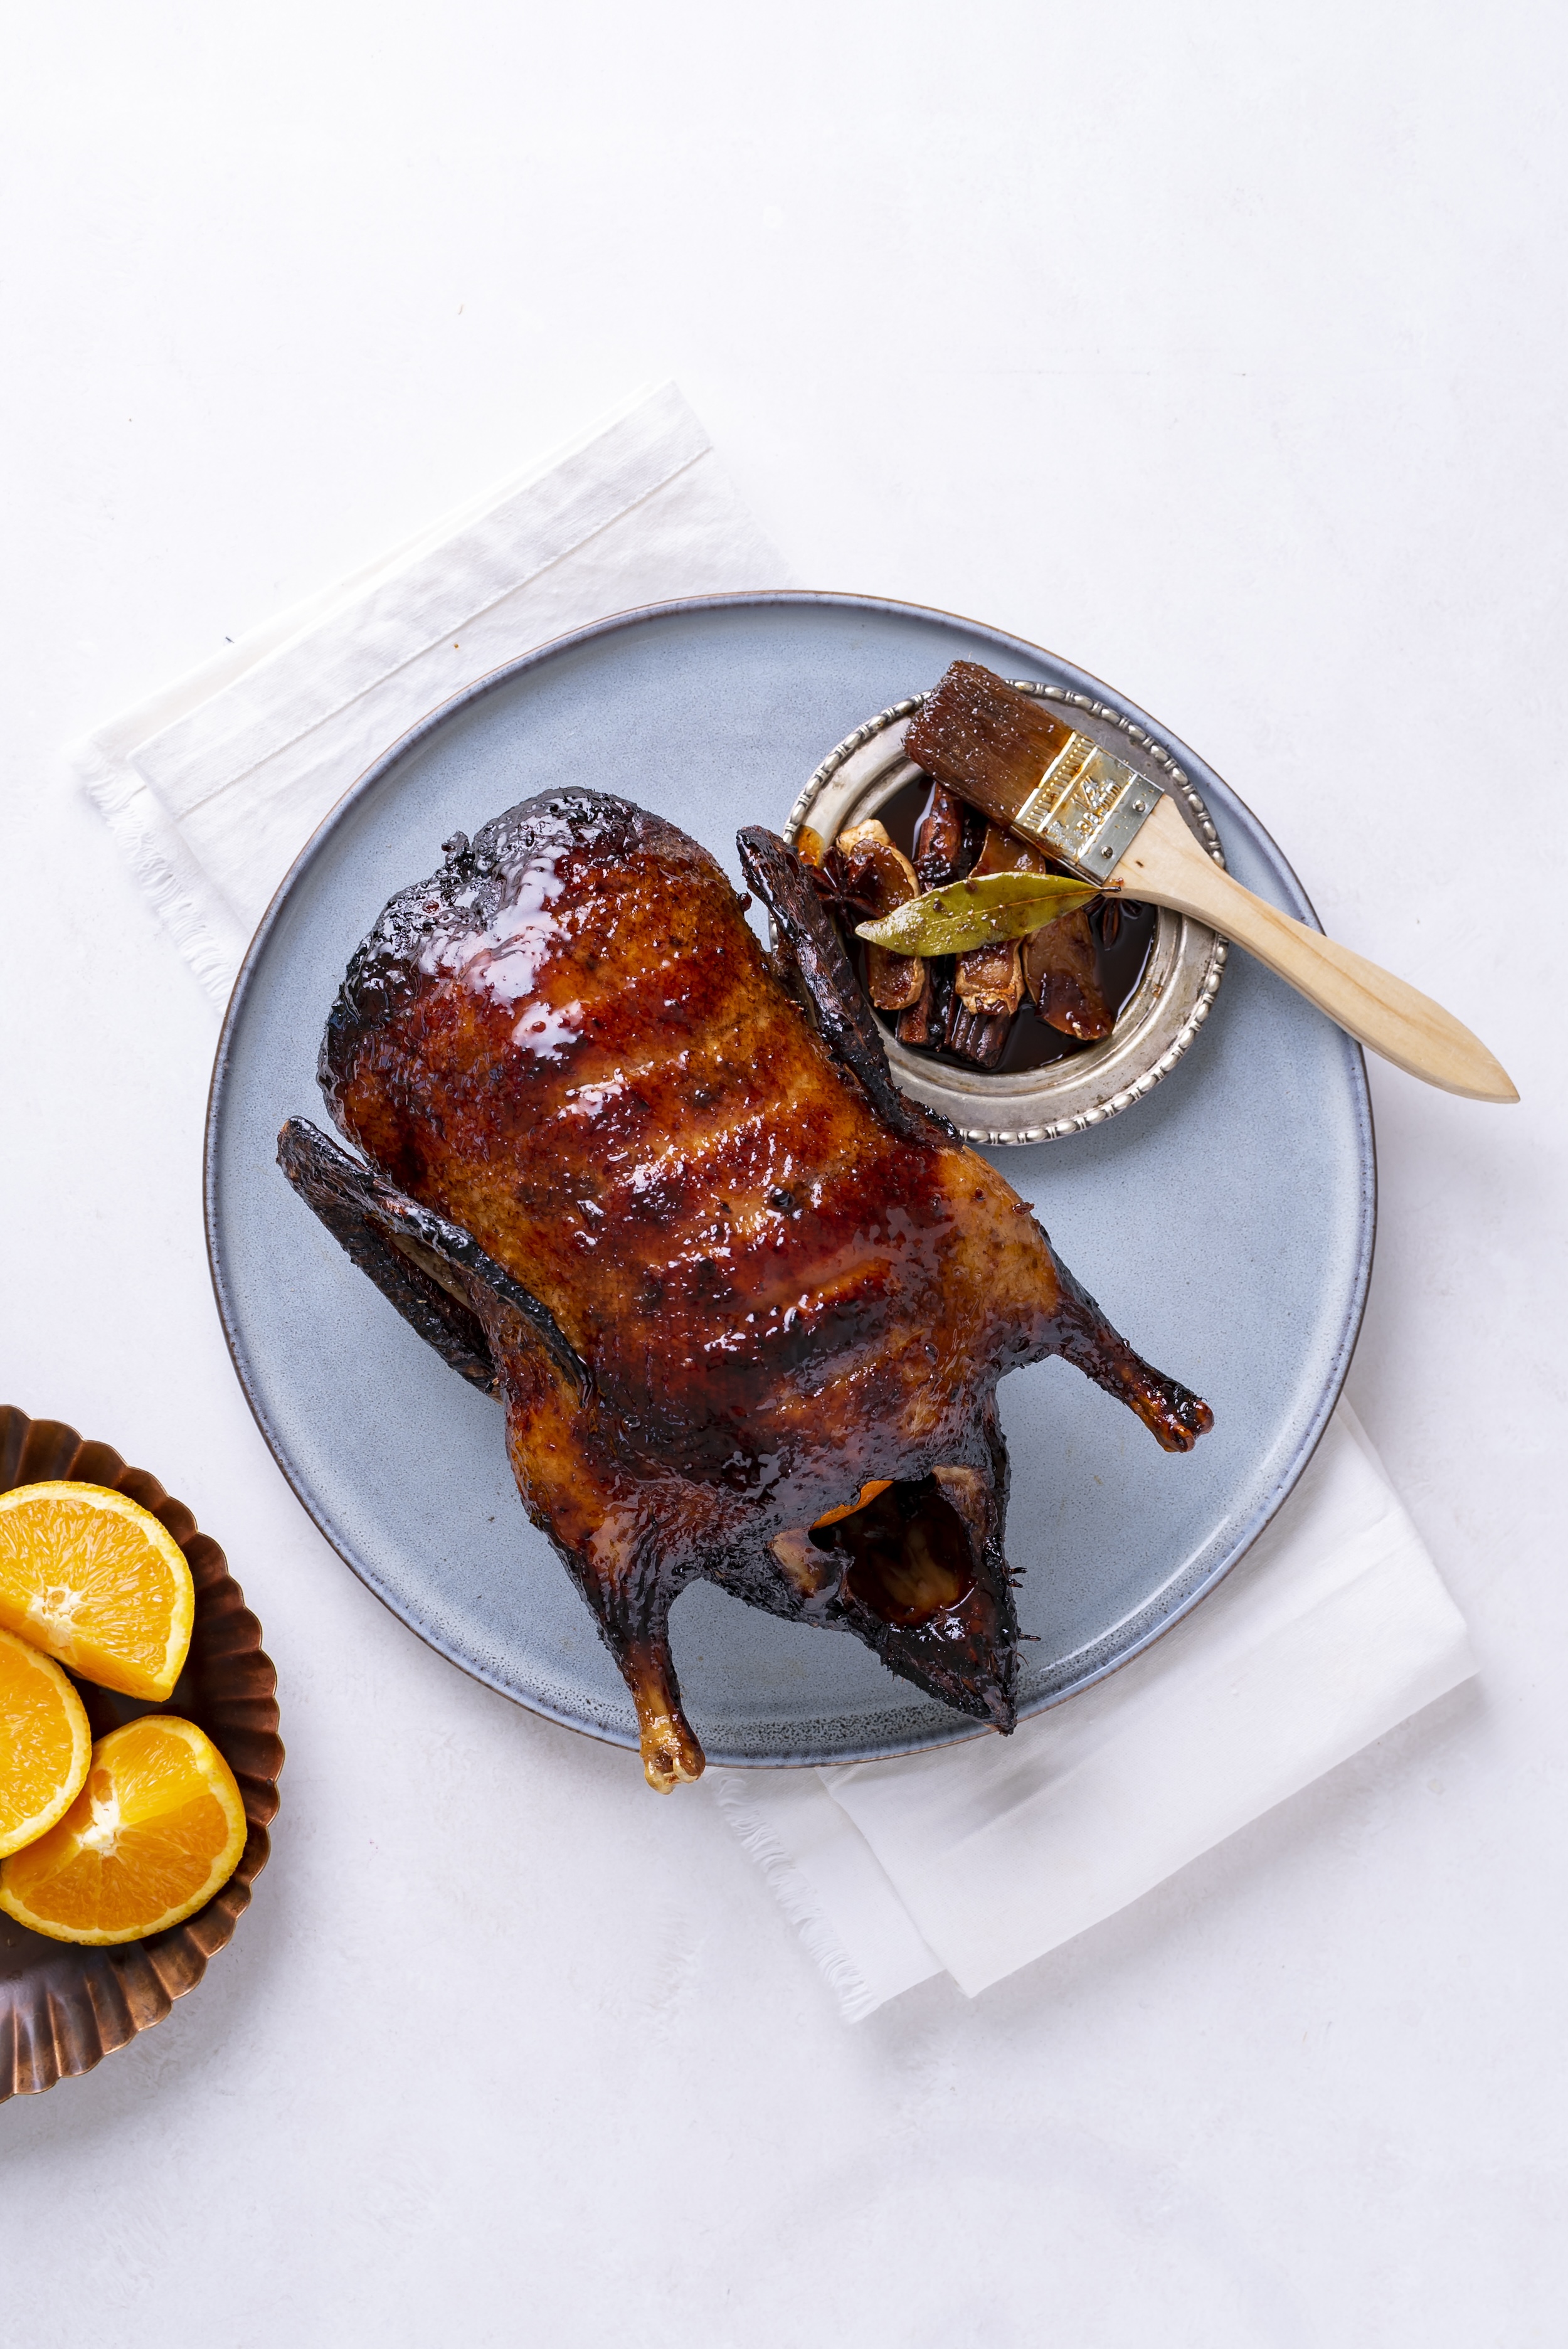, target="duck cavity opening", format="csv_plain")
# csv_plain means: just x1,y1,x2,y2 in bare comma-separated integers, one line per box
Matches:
808,1473,975,1628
